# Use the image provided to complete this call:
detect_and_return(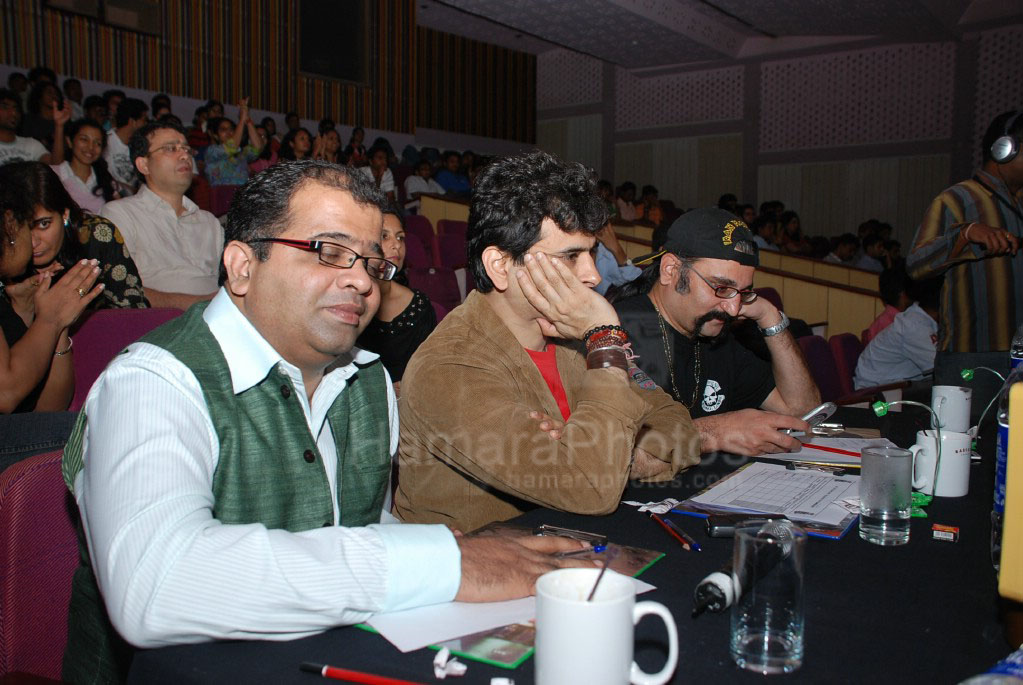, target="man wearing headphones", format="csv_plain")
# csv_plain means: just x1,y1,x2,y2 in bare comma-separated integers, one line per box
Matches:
907,110,1023,416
